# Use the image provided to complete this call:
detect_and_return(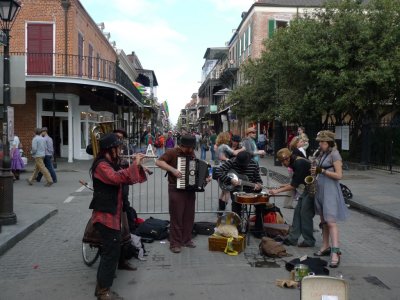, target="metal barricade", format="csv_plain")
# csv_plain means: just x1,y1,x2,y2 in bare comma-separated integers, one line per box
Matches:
130,165,221,214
